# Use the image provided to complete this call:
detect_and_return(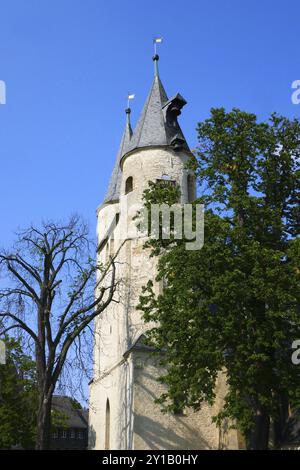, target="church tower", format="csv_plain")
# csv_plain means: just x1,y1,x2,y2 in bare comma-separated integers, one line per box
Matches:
89,54,239,450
